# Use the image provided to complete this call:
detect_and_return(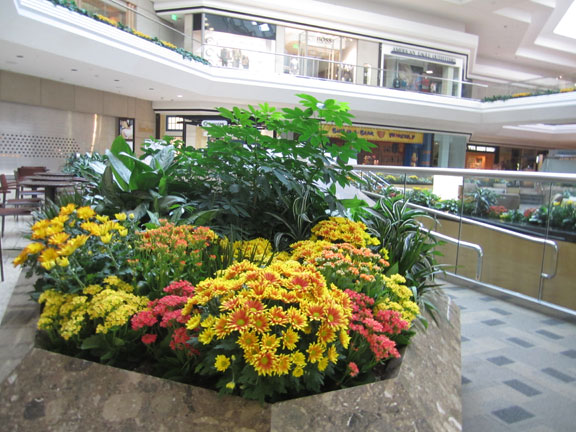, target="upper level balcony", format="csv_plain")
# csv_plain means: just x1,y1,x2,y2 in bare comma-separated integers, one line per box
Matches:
1,0,575,150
